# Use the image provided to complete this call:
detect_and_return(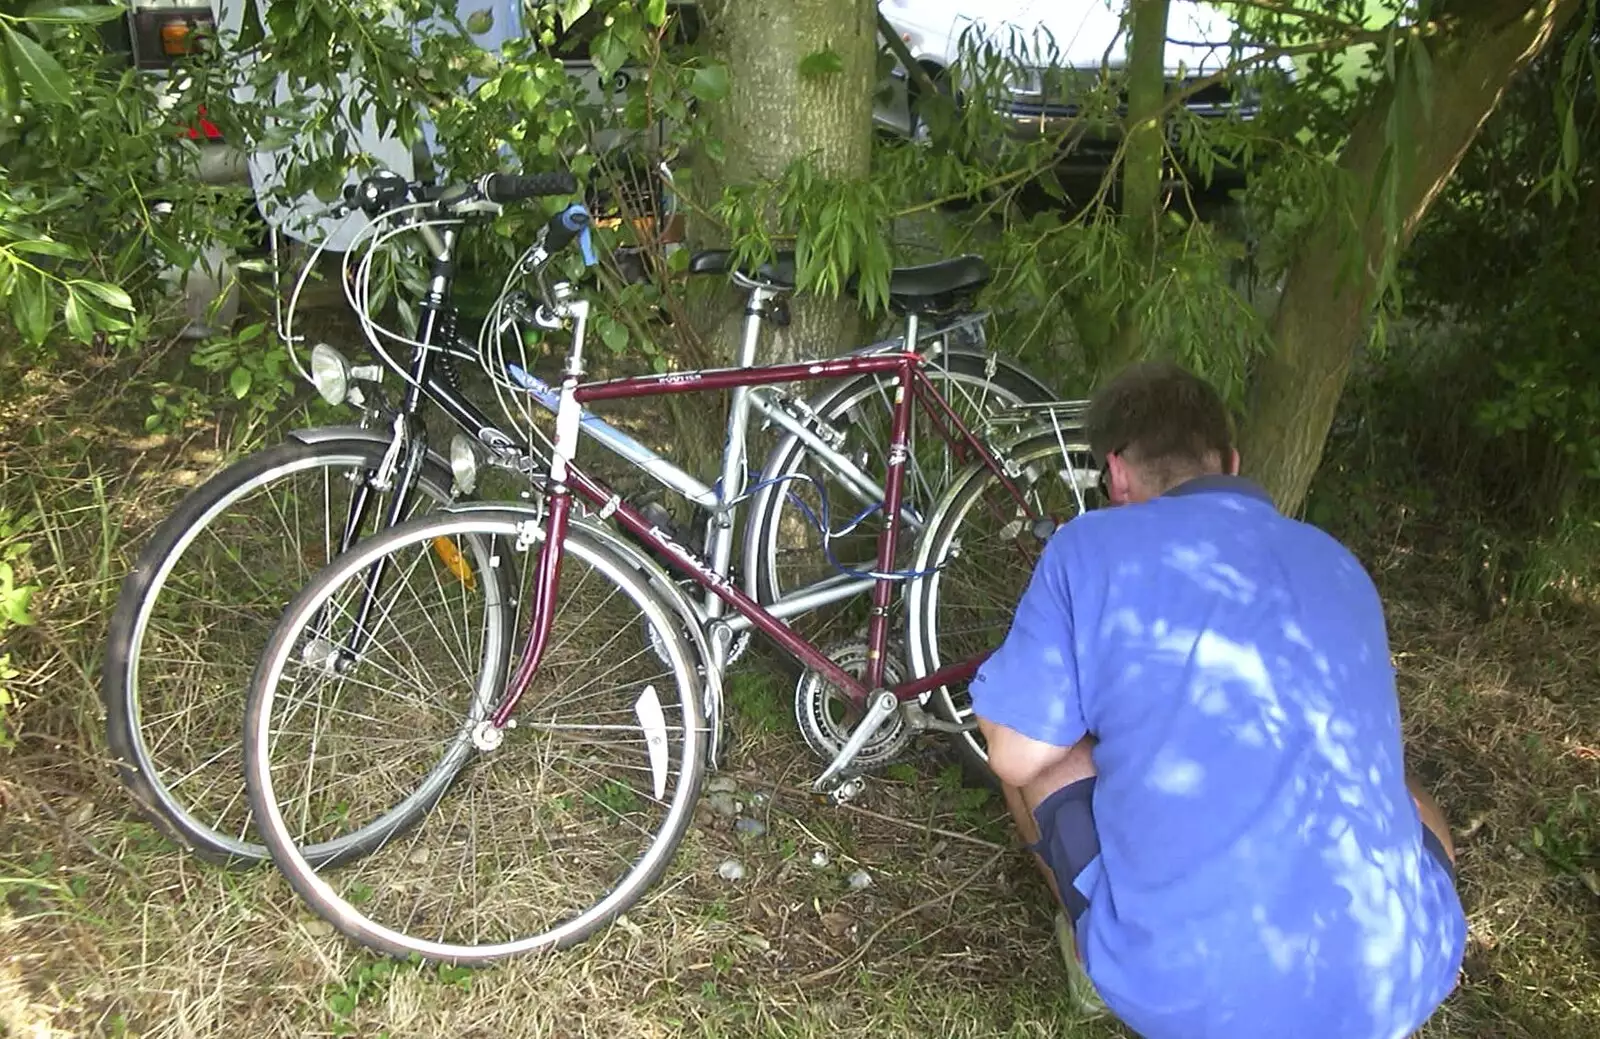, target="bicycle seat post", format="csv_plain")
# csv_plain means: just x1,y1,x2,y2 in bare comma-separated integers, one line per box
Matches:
701,273,790,629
